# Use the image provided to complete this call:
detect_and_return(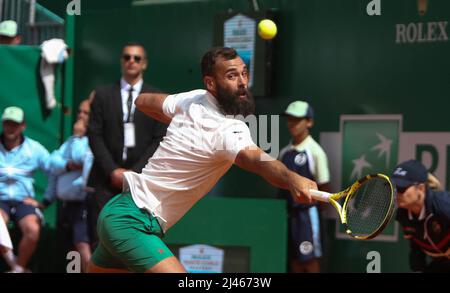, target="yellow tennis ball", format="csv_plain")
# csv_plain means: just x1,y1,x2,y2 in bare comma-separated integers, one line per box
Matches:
258,19,277,40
